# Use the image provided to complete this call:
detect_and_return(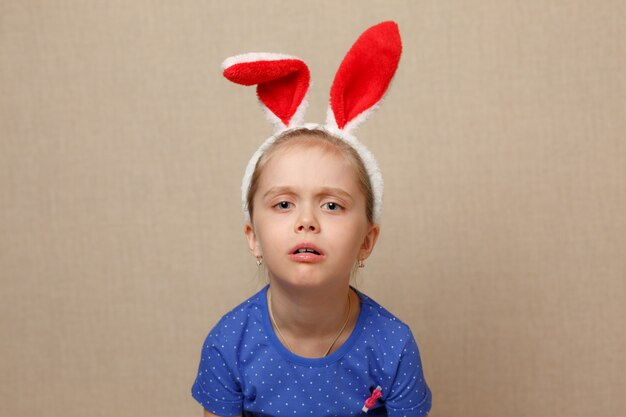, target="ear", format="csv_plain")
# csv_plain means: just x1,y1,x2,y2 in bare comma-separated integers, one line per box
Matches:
327,21,402,134
244,222,262,257
222,53,310,132
358,223,380,261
